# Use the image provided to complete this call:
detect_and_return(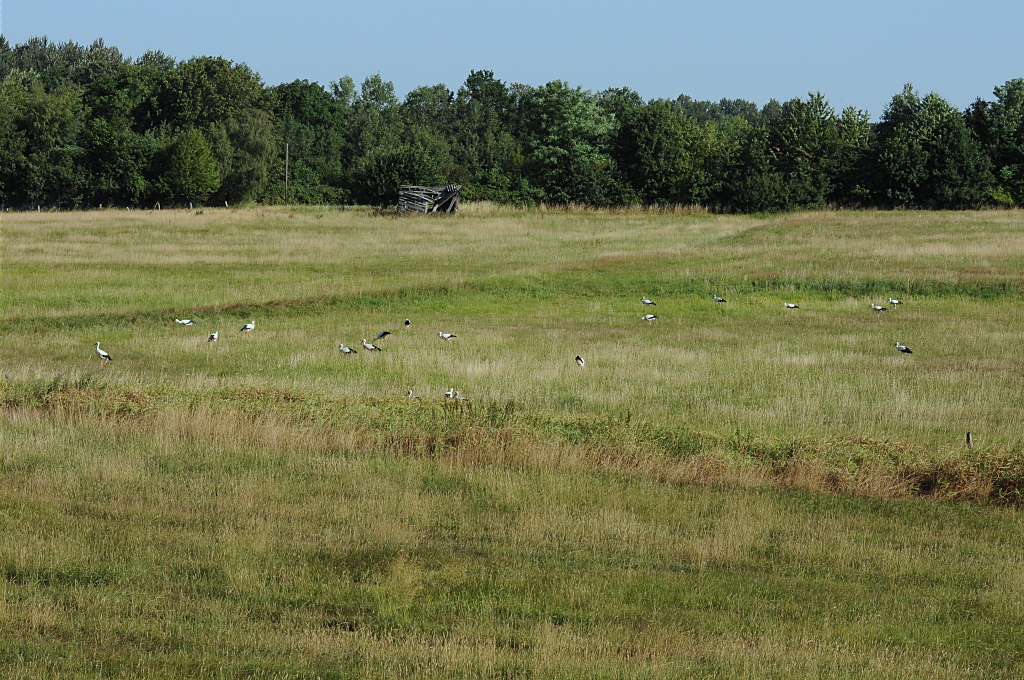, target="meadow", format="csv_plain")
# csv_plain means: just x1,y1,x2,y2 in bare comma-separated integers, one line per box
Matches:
2,205,1024,677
